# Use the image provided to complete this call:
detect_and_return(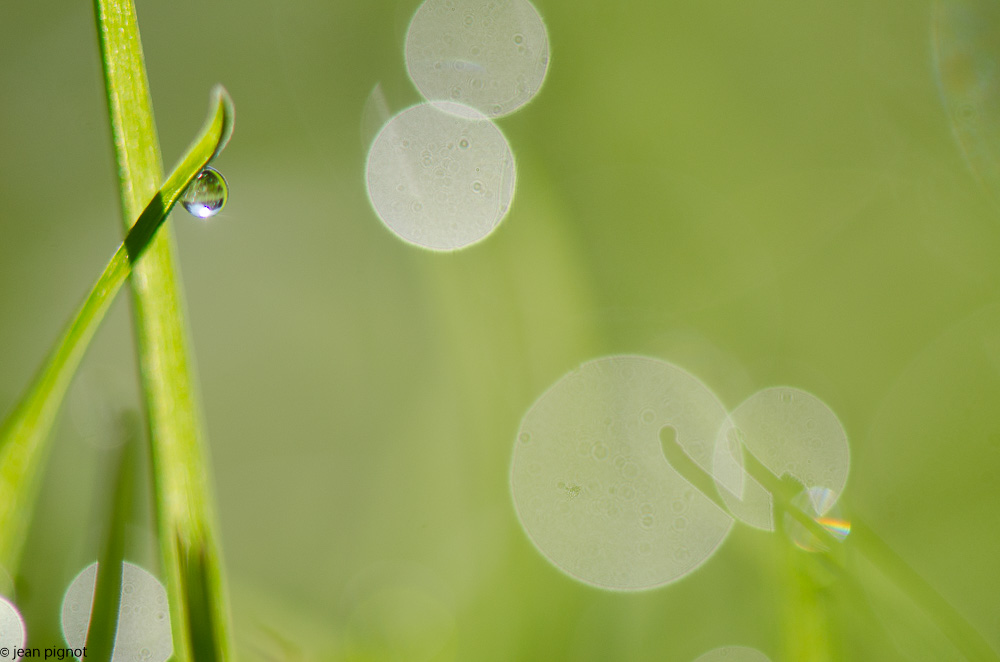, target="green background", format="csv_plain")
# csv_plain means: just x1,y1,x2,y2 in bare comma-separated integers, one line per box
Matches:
1,0,999,659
